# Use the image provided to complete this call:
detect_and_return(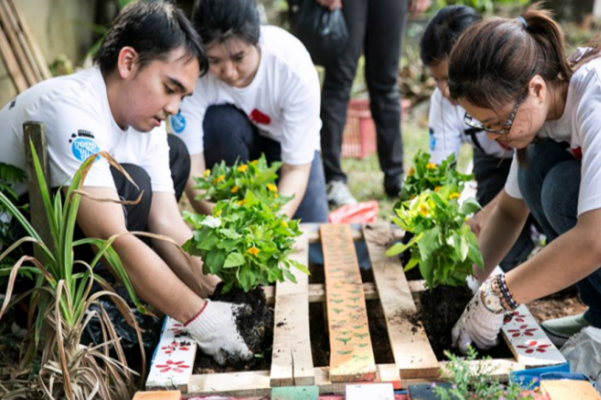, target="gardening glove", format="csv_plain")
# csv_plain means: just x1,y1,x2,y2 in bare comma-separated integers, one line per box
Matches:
451,280,506,354
186,299,253,365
